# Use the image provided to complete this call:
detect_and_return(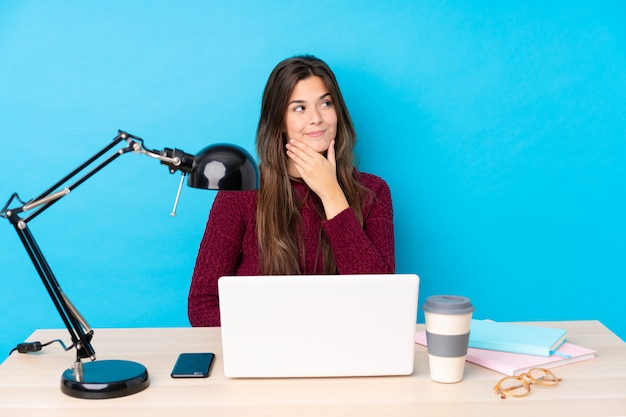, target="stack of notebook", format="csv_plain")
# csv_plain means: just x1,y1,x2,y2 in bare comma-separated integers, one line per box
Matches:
415,319,596,376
